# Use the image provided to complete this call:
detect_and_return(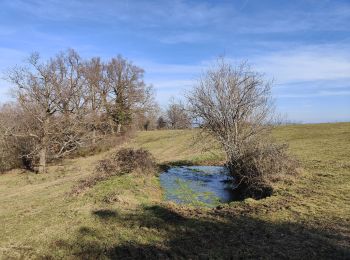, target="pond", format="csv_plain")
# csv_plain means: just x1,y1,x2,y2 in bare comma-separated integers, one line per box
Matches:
159,166,236,207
